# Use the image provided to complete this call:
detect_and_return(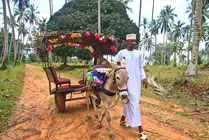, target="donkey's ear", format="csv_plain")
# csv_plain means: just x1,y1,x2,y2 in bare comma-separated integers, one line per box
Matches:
116,60,121,65
121,57,126,66
104,58,118,69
